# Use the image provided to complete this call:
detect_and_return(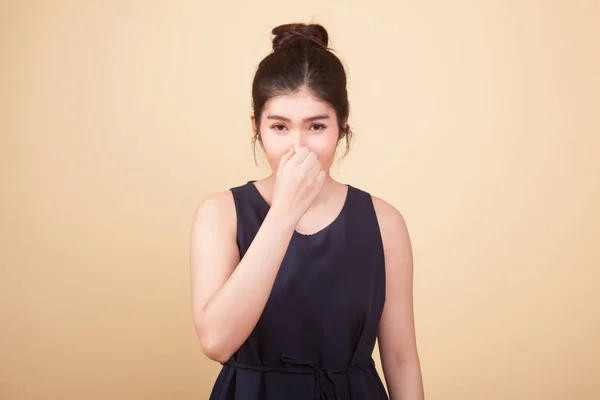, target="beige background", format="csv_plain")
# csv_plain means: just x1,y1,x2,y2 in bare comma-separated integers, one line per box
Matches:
2,1,599,399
